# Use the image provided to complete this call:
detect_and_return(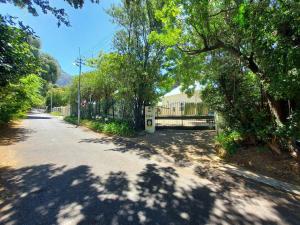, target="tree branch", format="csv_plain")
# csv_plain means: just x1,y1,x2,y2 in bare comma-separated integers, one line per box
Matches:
209,7,235,17
177,40,224,55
